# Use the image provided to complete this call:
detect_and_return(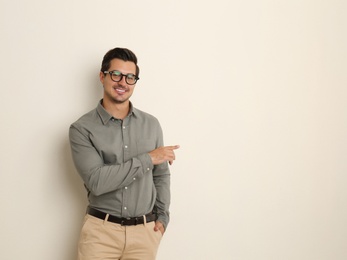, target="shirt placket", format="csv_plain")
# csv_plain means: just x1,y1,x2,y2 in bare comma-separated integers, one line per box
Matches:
121,117,130,217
